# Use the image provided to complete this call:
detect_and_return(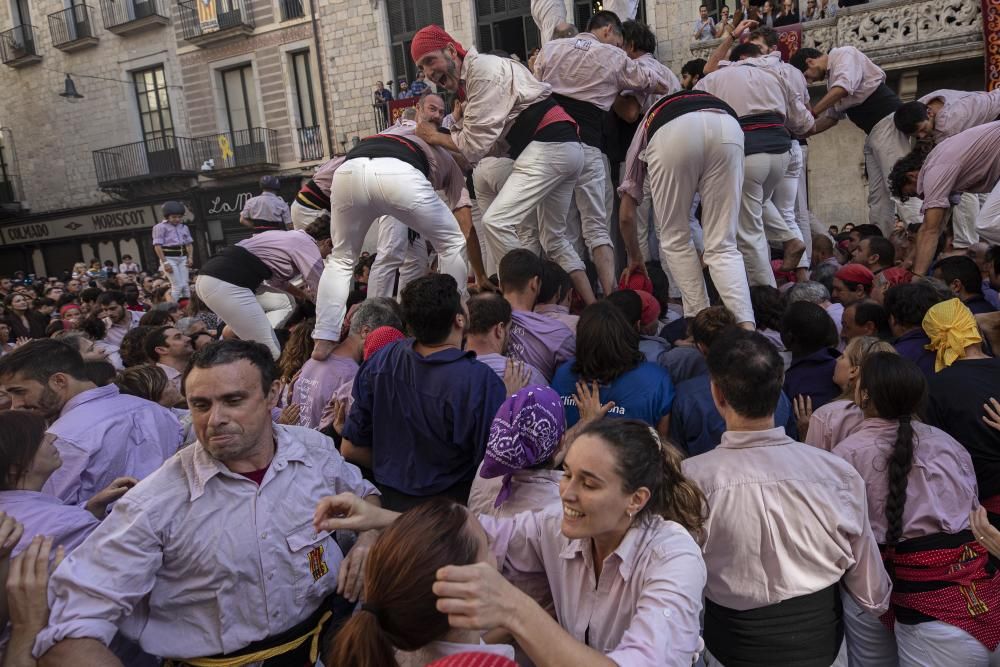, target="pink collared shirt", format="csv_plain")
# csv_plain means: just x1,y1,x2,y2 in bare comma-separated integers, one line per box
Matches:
920,88,1000,142
480,507,706,666
630,53,681,114
0,490,99,557
534,33,669,112
453,47,553,164
832,418,978,543
381,120,467,209
682,427,891,615
35,424,378,660
824,46,886,117
534,303,579,332
156,362,182,393
917,121,1000,213
237,229,326,295
804,398,864,451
